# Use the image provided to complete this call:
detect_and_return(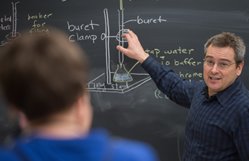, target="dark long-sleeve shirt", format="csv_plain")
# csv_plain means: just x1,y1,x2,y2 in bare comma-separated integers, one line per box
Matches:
142,56,249,161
